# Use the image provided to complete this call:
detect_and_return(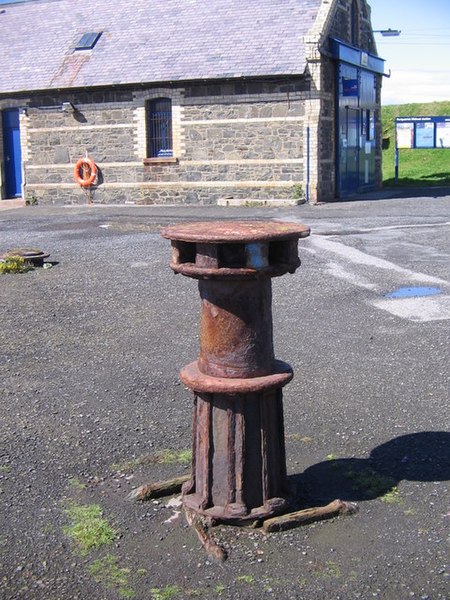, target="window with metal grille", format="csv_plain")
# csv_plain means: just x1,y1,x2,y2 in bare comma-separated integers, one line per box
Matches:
147,98,173,158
